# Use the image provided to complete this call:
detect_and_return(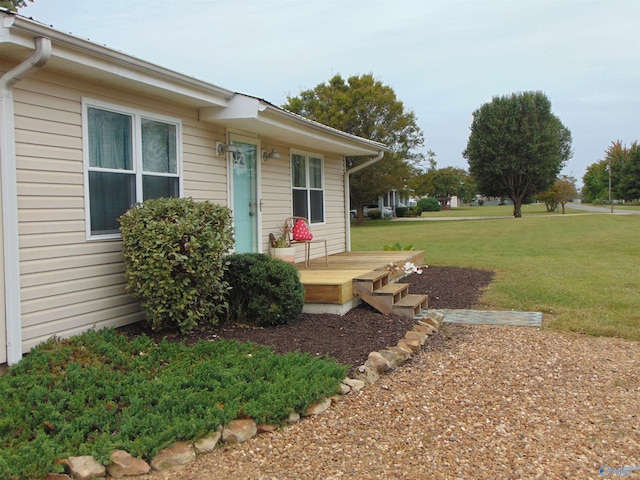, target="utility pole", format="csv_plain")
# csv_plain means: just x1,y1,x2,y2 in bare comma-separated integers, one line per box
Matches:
609,157,613,213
